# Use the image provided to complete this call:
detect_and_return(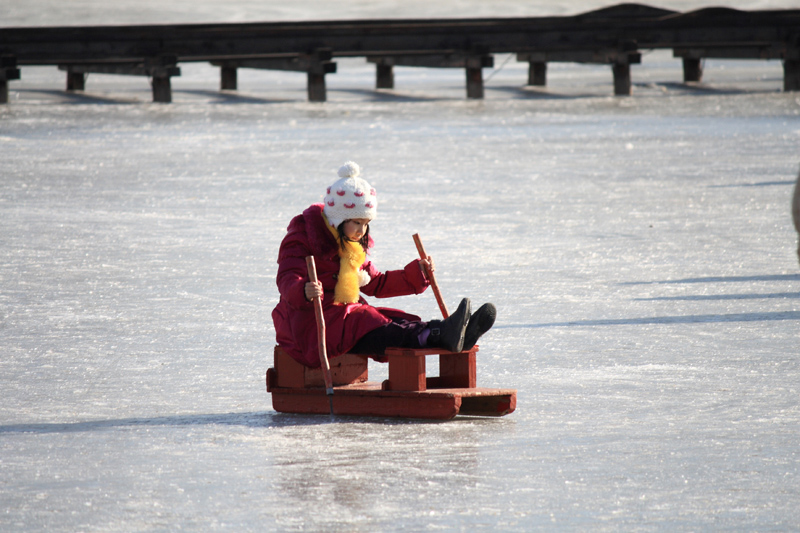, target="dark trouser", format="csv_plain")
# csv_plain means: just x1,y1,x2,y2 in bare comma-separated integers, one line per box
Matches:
350,319,428,355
